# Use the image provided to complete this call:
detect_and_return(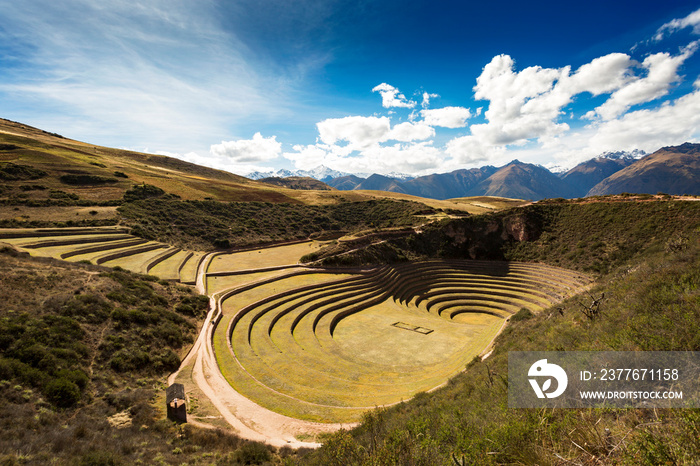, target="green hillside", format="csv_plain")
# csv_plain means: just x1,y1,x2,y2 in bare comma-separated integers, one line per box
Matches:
301,198,700,465
0,248,277,465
